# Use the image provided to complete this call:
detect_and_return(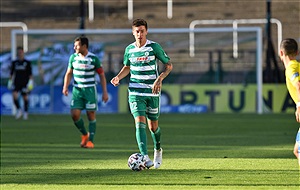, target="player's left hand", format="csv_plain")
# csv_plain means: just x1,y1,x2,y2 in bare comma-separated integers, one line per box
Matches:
62,87,69,96
152,80,162,94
